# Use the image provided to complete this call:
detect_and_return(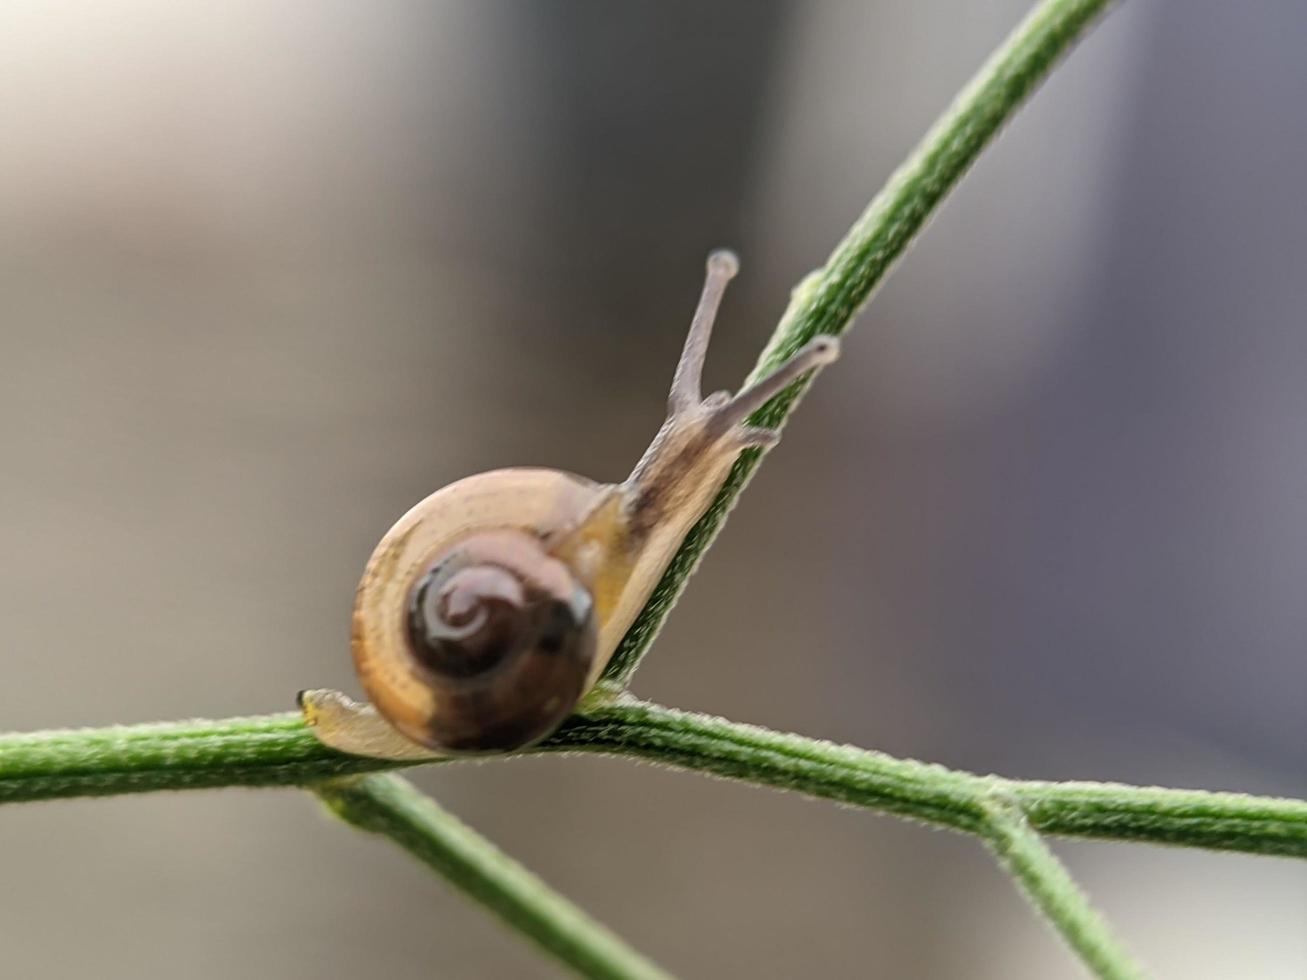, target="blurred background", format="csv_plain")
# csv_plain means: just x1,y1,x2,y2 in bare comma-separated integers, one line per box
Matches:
1,1,1304,977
